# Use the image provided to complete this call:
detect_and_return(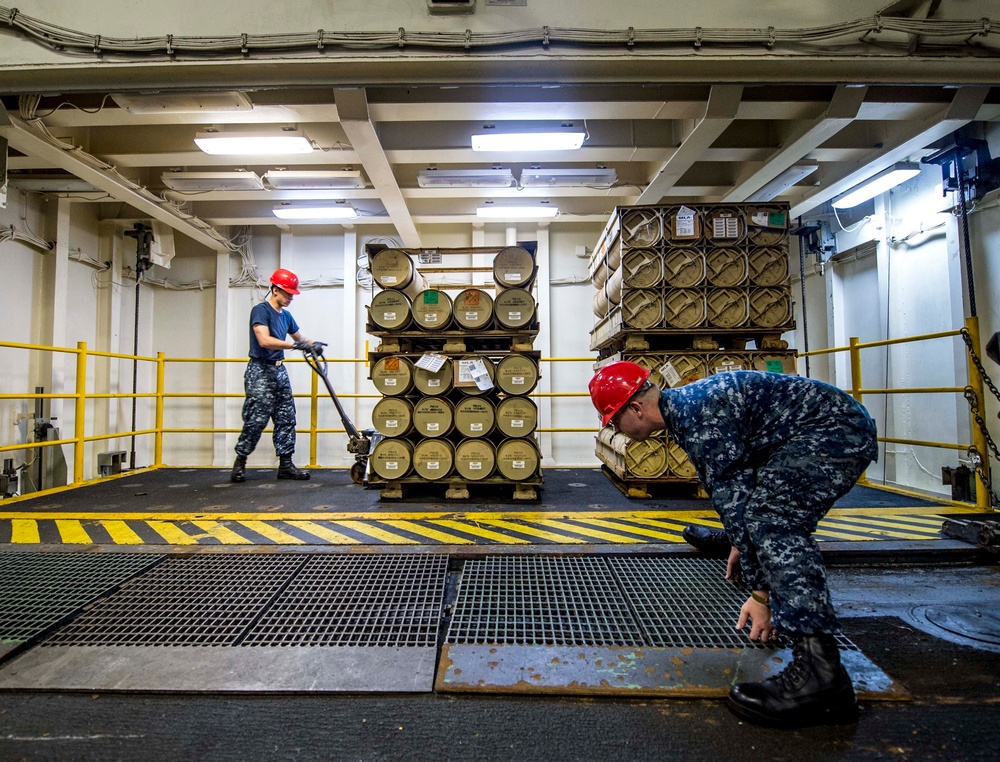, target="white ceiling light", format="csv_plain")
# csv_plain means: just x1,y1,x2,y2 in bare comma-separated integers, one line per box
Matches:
194,130,314,156
476,205,559,219
161,171,265,191
112,91,253,114
832,163,921,209
272,205,358,220
471,132,585,152
745,164,820,202
417,169,515,188
263,170,365,190
520,167,617,188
